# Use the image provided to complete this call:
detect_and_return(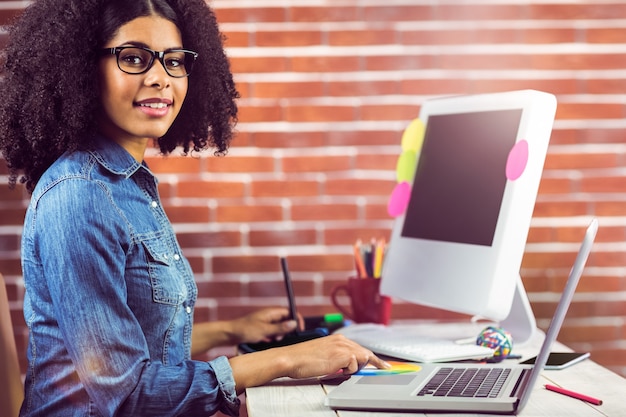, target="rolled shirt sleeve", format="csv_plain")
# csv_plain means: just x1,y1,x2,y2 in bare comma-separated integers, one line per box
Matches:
210,356,241,416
